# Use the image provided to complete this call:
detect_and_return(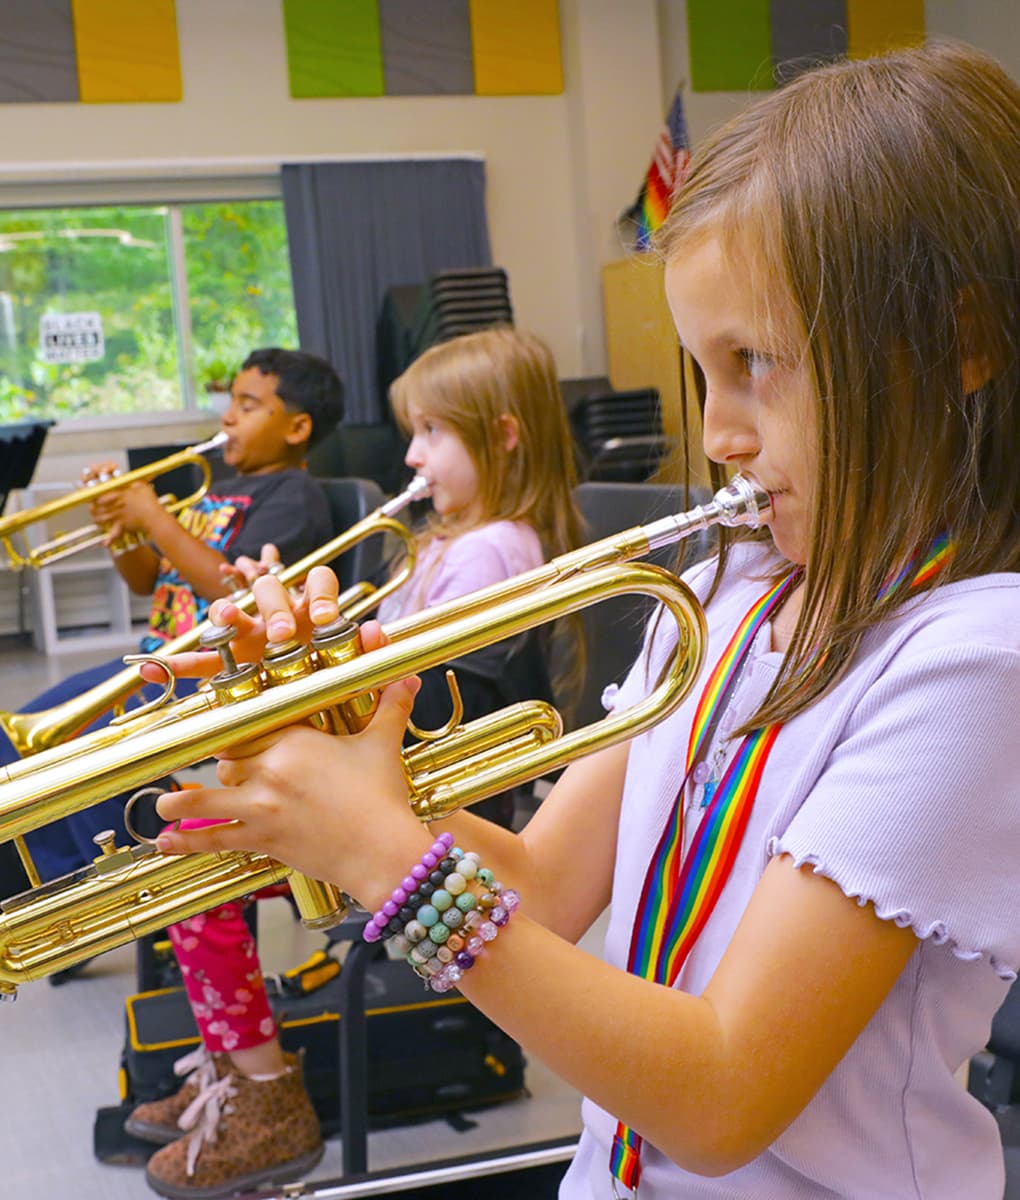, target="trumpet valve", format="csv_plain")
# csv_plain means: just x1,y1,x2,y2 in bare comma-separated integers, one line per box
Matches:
311,619,378,734
262,636,315,685
201,623,264,703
